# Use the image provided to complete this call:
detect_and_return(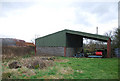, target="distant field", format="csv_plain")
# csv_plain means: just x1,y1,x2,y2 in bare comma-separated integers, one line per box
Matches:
2,55,118,79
